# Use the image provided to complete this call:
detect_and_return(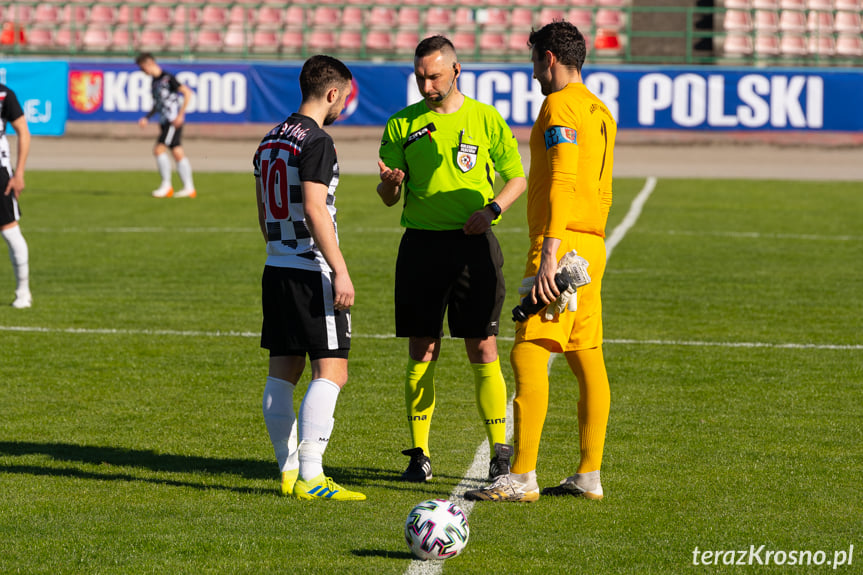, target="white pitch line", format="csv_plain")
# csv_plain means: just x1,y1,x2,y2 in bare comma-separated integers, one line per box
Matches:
606,176,657,260
1,326,859,351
